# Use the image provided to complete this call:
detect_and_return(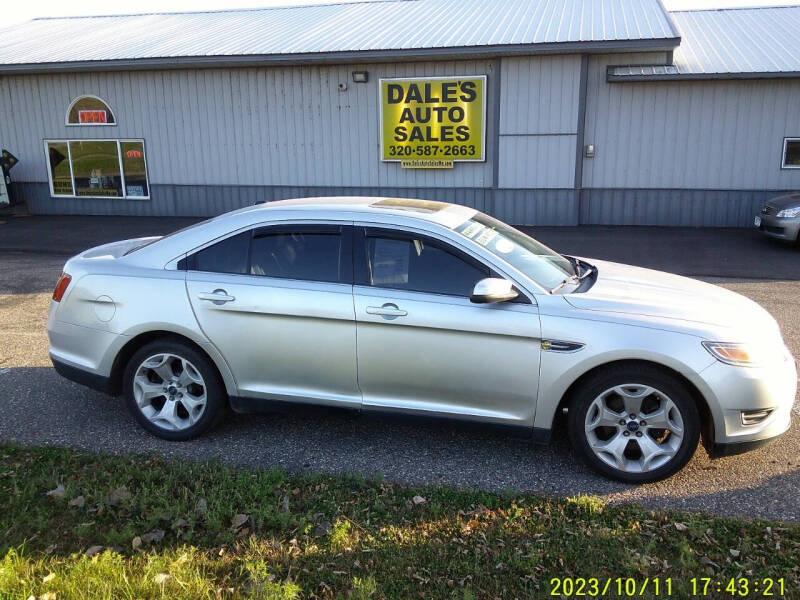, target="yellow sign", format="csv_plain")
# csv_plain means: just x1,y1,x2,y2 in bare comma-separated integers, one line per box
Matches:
380,76,486,167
